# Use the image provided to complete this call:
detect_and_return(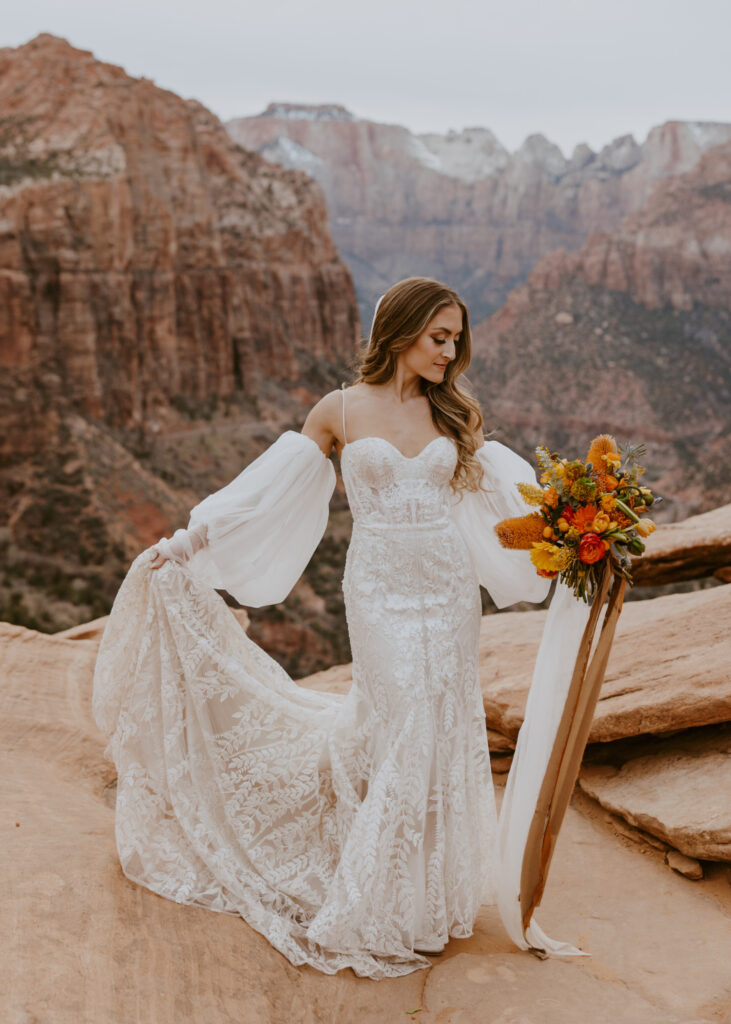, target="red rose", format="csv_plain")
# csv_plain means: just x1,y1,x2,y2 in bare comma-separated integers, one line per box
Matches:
578,532,606,565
